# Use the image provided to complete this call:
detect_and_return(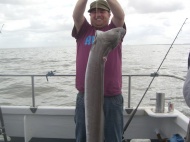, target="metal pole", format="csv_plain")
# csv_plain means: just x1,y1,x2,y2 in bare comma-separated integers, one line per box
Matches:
128,76,131,108
31,76,35,107
0,107,7,142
